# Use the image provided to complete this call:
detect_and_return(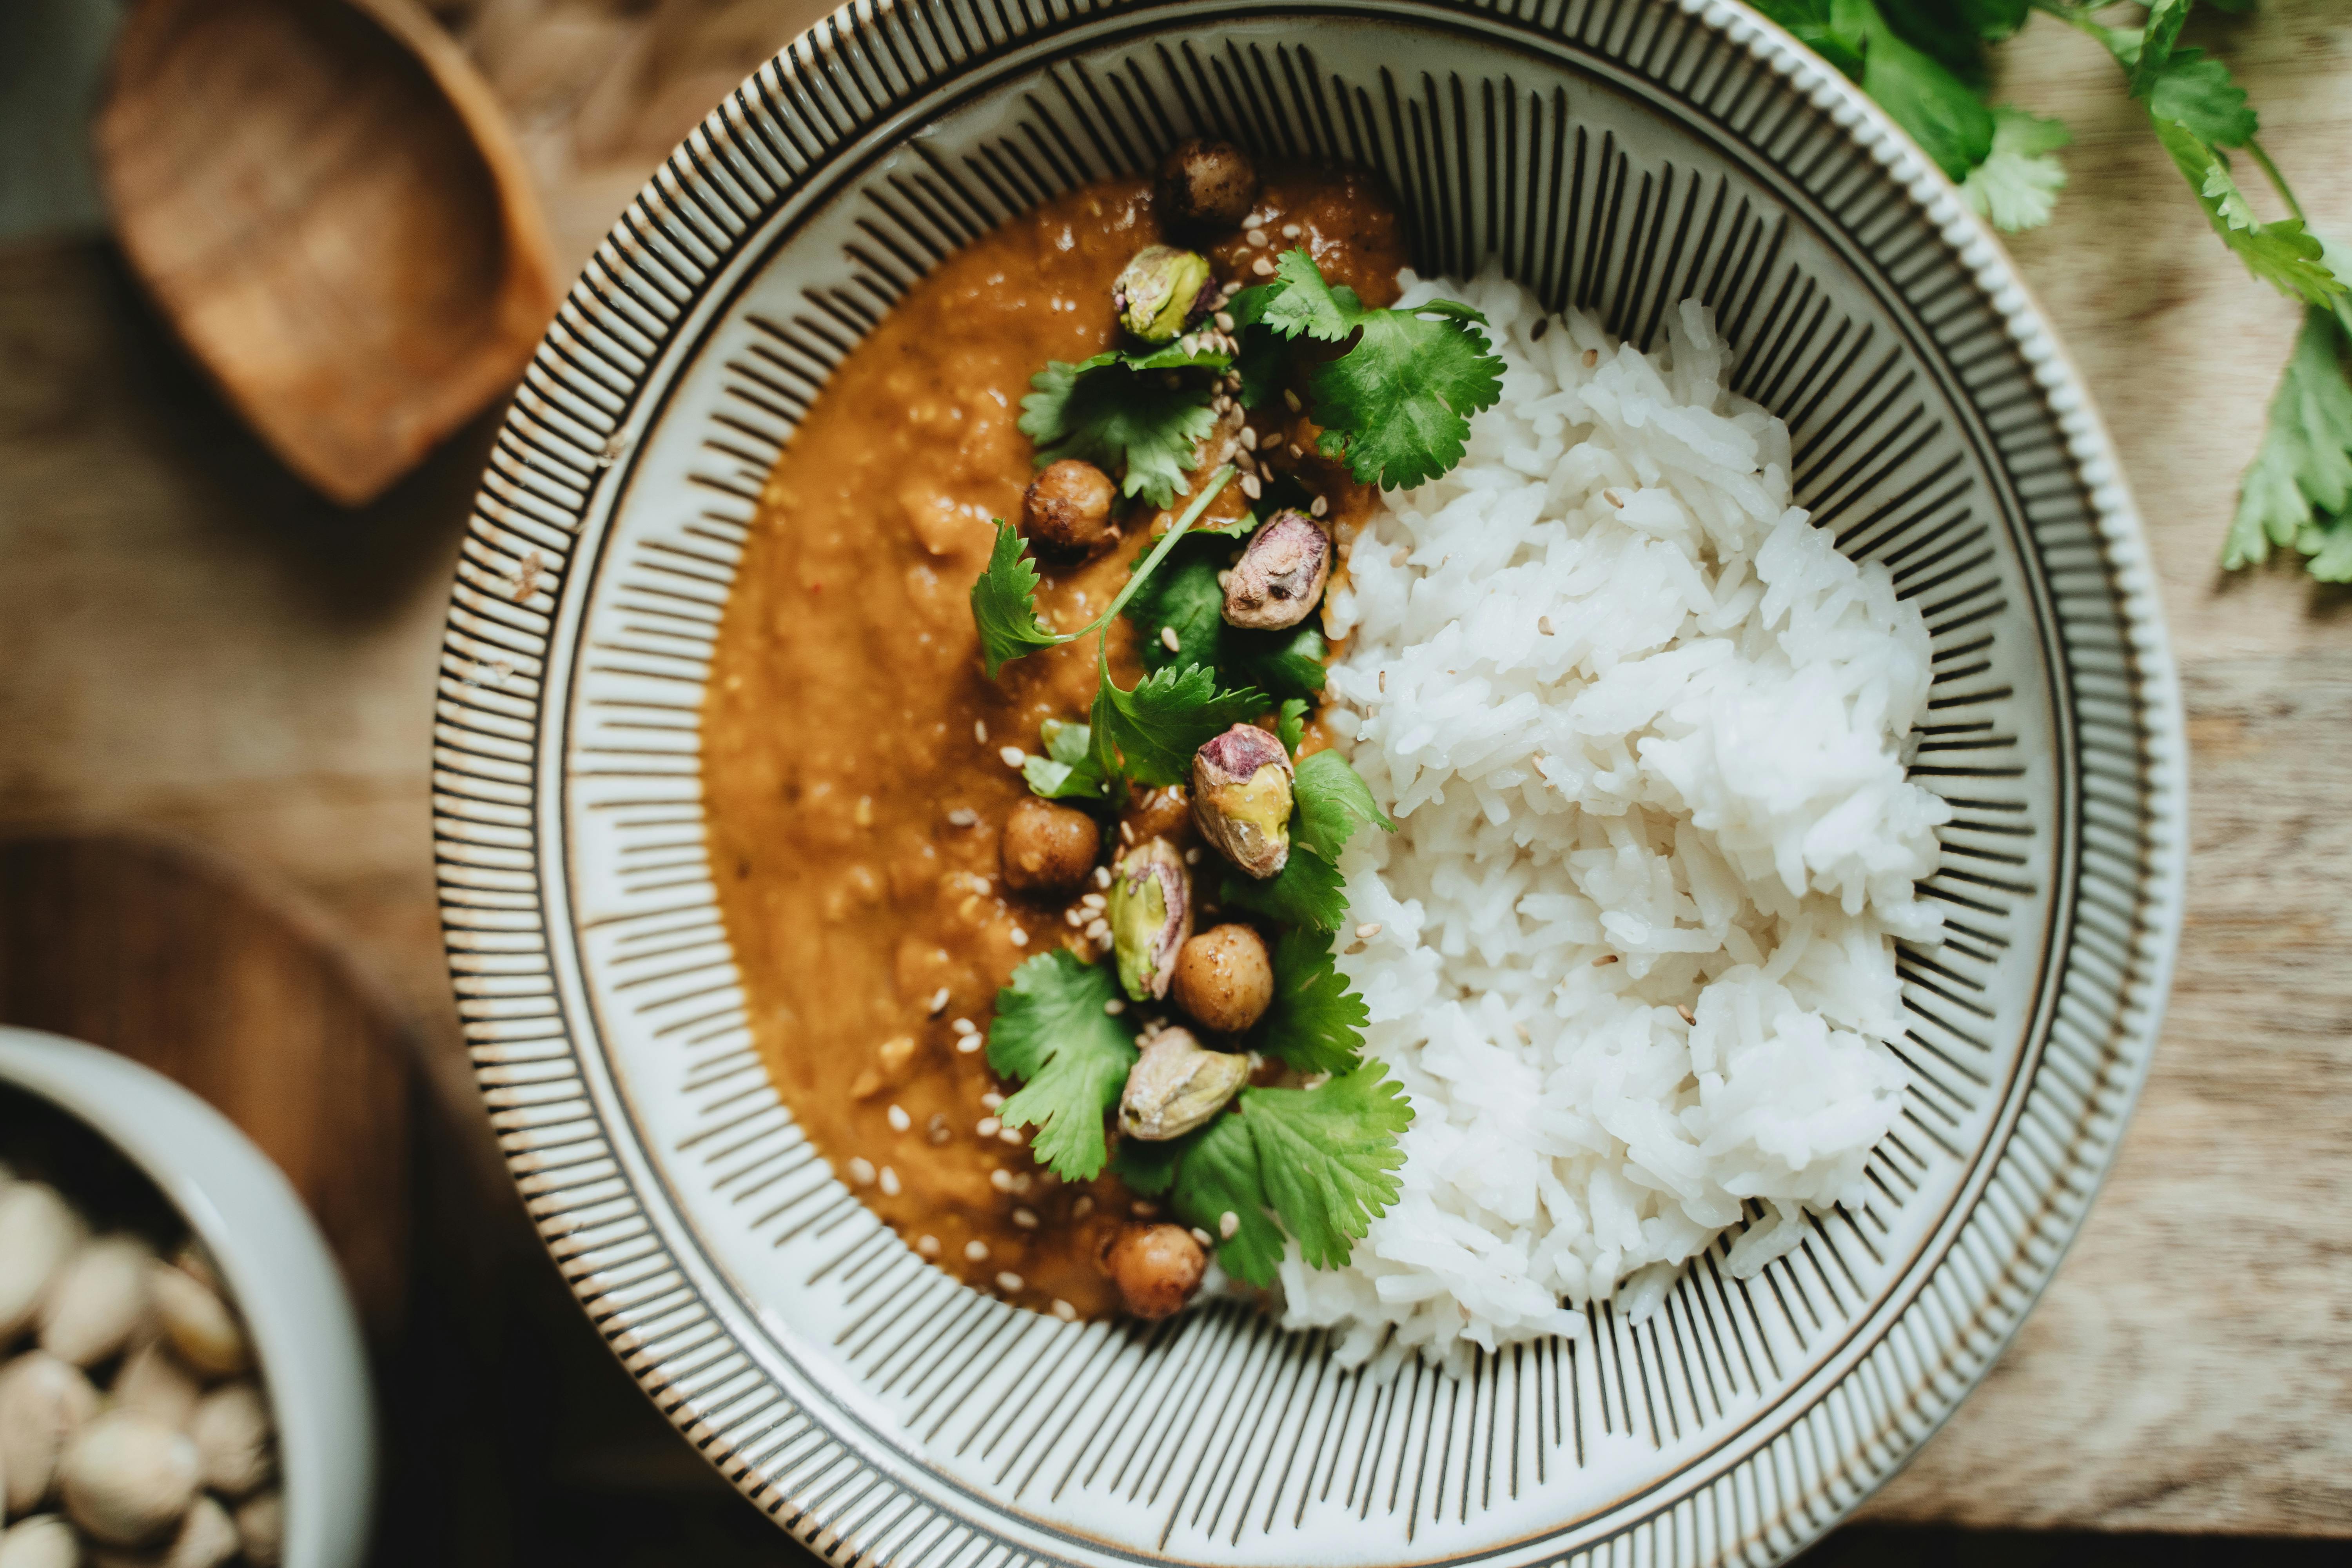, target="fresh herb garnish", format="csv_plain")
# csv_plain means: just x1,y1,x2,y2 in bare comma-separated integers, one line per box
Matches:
1091,662,1266,789
1123,546,1328,702
1018,343,1230,508
1758,1,2352,581
988,950,1137,1182
1231,251,1505,490
1274,697,1309,757
1022,717,1109,801
1162,1113,1288,1285
1220,748,1395,931
1254,926,1368,1075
